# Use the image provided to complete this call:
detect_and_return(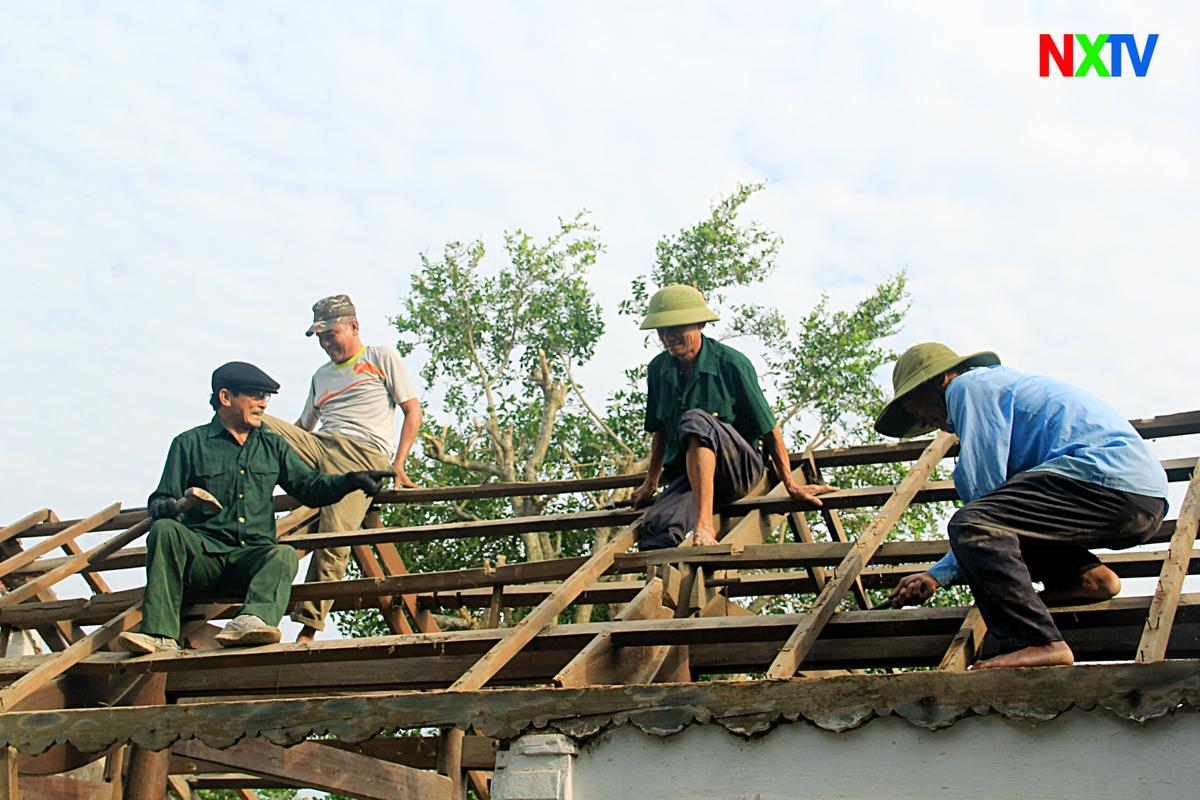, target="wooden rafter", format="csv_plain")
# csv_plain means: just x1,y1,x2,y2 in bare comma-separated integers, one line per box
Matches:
767,432,957,679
